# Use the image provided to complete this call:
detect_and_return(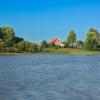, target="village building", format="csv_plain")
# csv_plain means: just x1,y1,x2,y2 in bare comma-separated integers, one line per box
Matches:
49,38,65,47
